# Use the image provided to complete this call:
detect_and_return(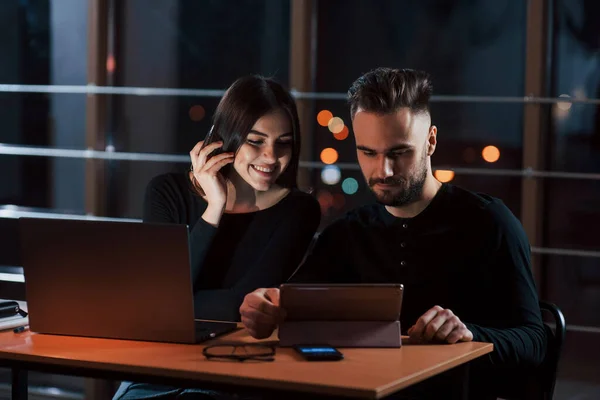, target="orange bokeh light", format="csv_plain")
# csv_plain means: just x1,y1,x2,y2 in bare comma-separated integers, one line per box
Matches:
317,110,333,127
320,148,339,165
333,125,349,140
434,170,455,183
106,55,116,73
189,105,206,122
482,145,500,163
